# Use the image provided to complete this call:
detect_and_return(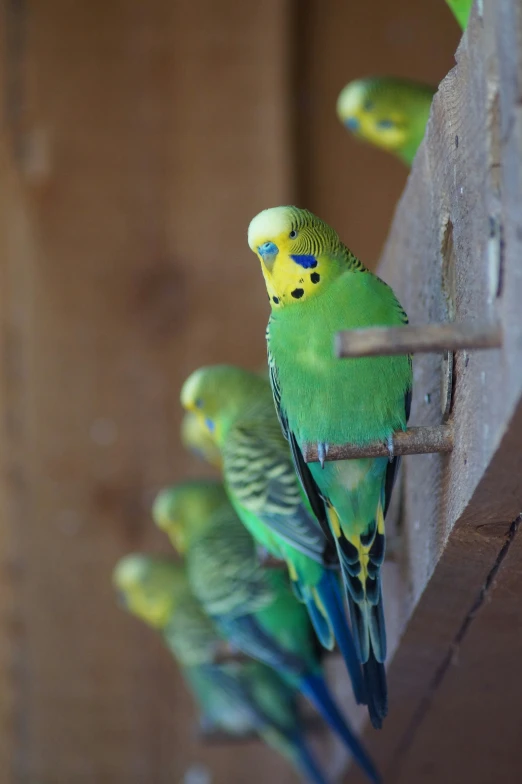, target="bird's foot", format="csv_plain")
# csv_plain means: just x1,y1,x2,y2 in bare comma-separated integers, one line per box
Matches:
256,545,269,561
386,434,395,460
317,441,329,469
